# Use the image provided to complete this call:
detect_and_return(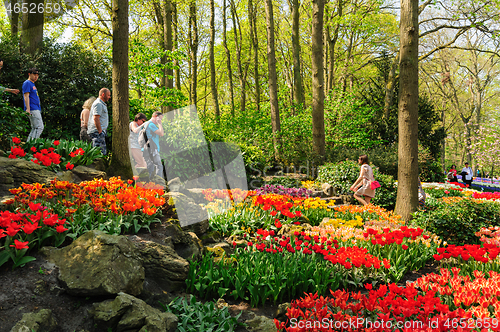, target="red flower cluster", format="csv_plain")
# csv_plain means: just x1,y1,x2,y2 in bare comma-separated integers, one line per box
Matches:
8,145,26,159
65,162,75,170
433,244,500,262
363,226,426,246
12,137,21,144
202,188,254,202
251,228,390,270
69,148,85,158
31,147,61,167
254,195,304,219
275,283,480,331
473,191,500,201
449,181,469,188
